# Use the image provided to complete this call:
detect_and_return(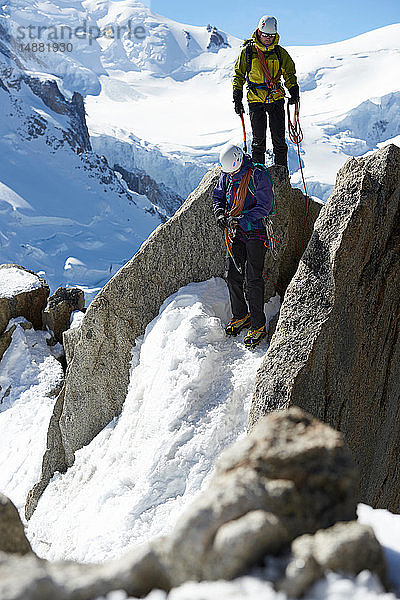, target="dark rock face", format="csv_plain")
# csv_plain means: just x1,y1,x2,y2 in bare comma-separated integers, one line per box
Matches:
23,78,91,152
0,494,32,555
206,25,229,51
113,163,183,218
249,144,400,512
42,287,85,344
